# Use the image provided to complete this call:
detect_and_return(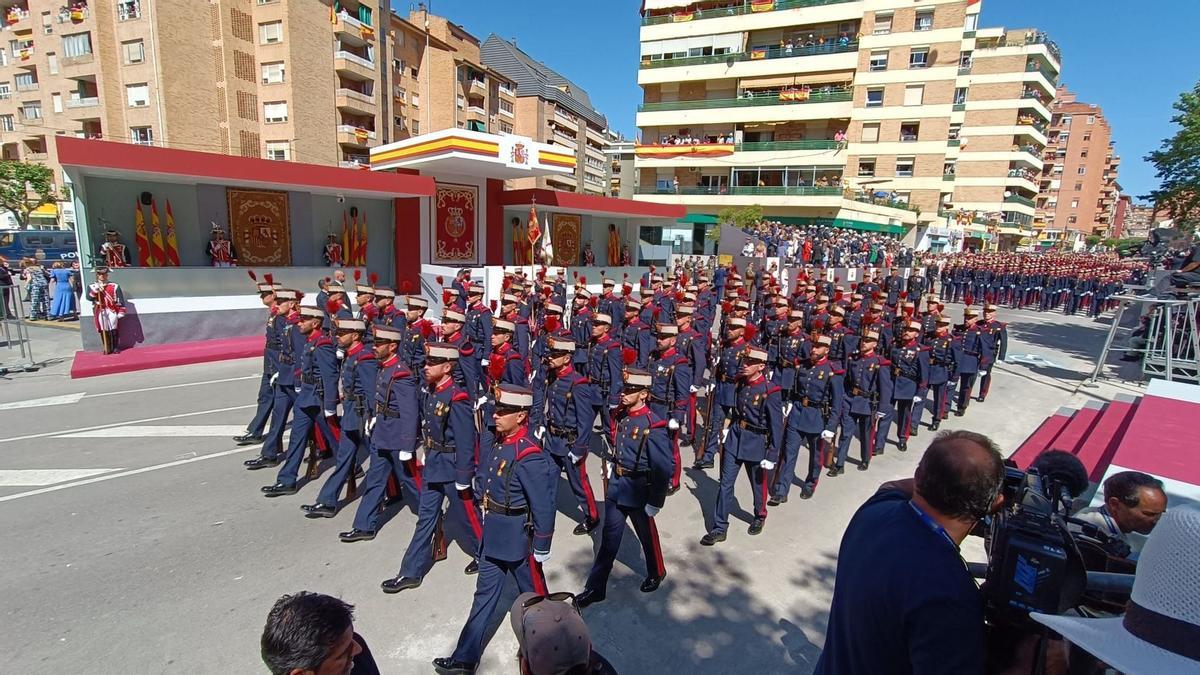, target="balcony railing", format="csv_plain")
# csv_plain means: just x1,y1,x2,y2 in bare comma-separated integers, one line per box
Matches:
337,124,376,140
340,154,369,168
15,82,39,92
336,88,375,104
738,140,838,151
467,105,486,116
637,185,842,197
641,40,857,69
642,0,857,26
1004,194,1036,208
638,88,851,112
334,50,374,69
66,96,99,108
